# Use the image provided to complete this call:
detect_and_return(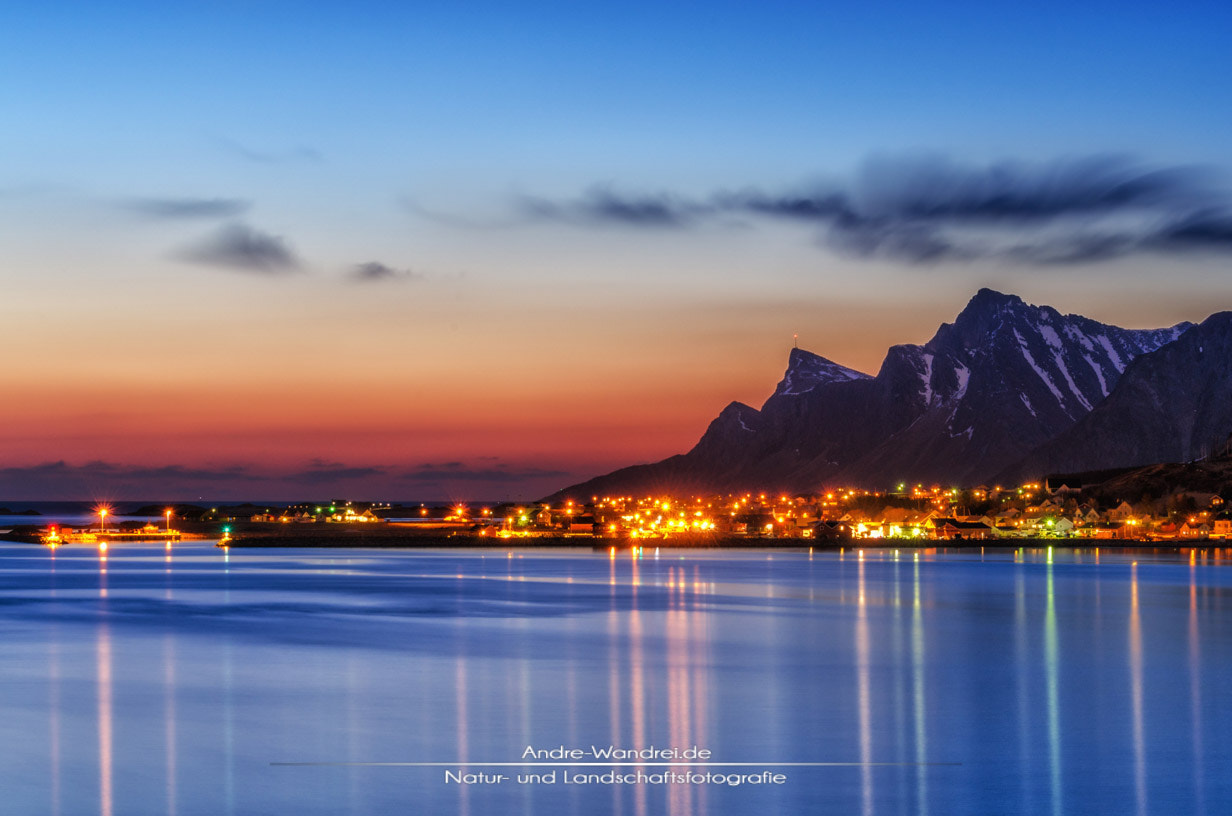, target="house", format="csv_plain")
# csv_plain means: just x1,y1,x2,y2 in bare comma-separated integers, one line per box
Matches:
929,517,995,540
1179,521,1211,538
